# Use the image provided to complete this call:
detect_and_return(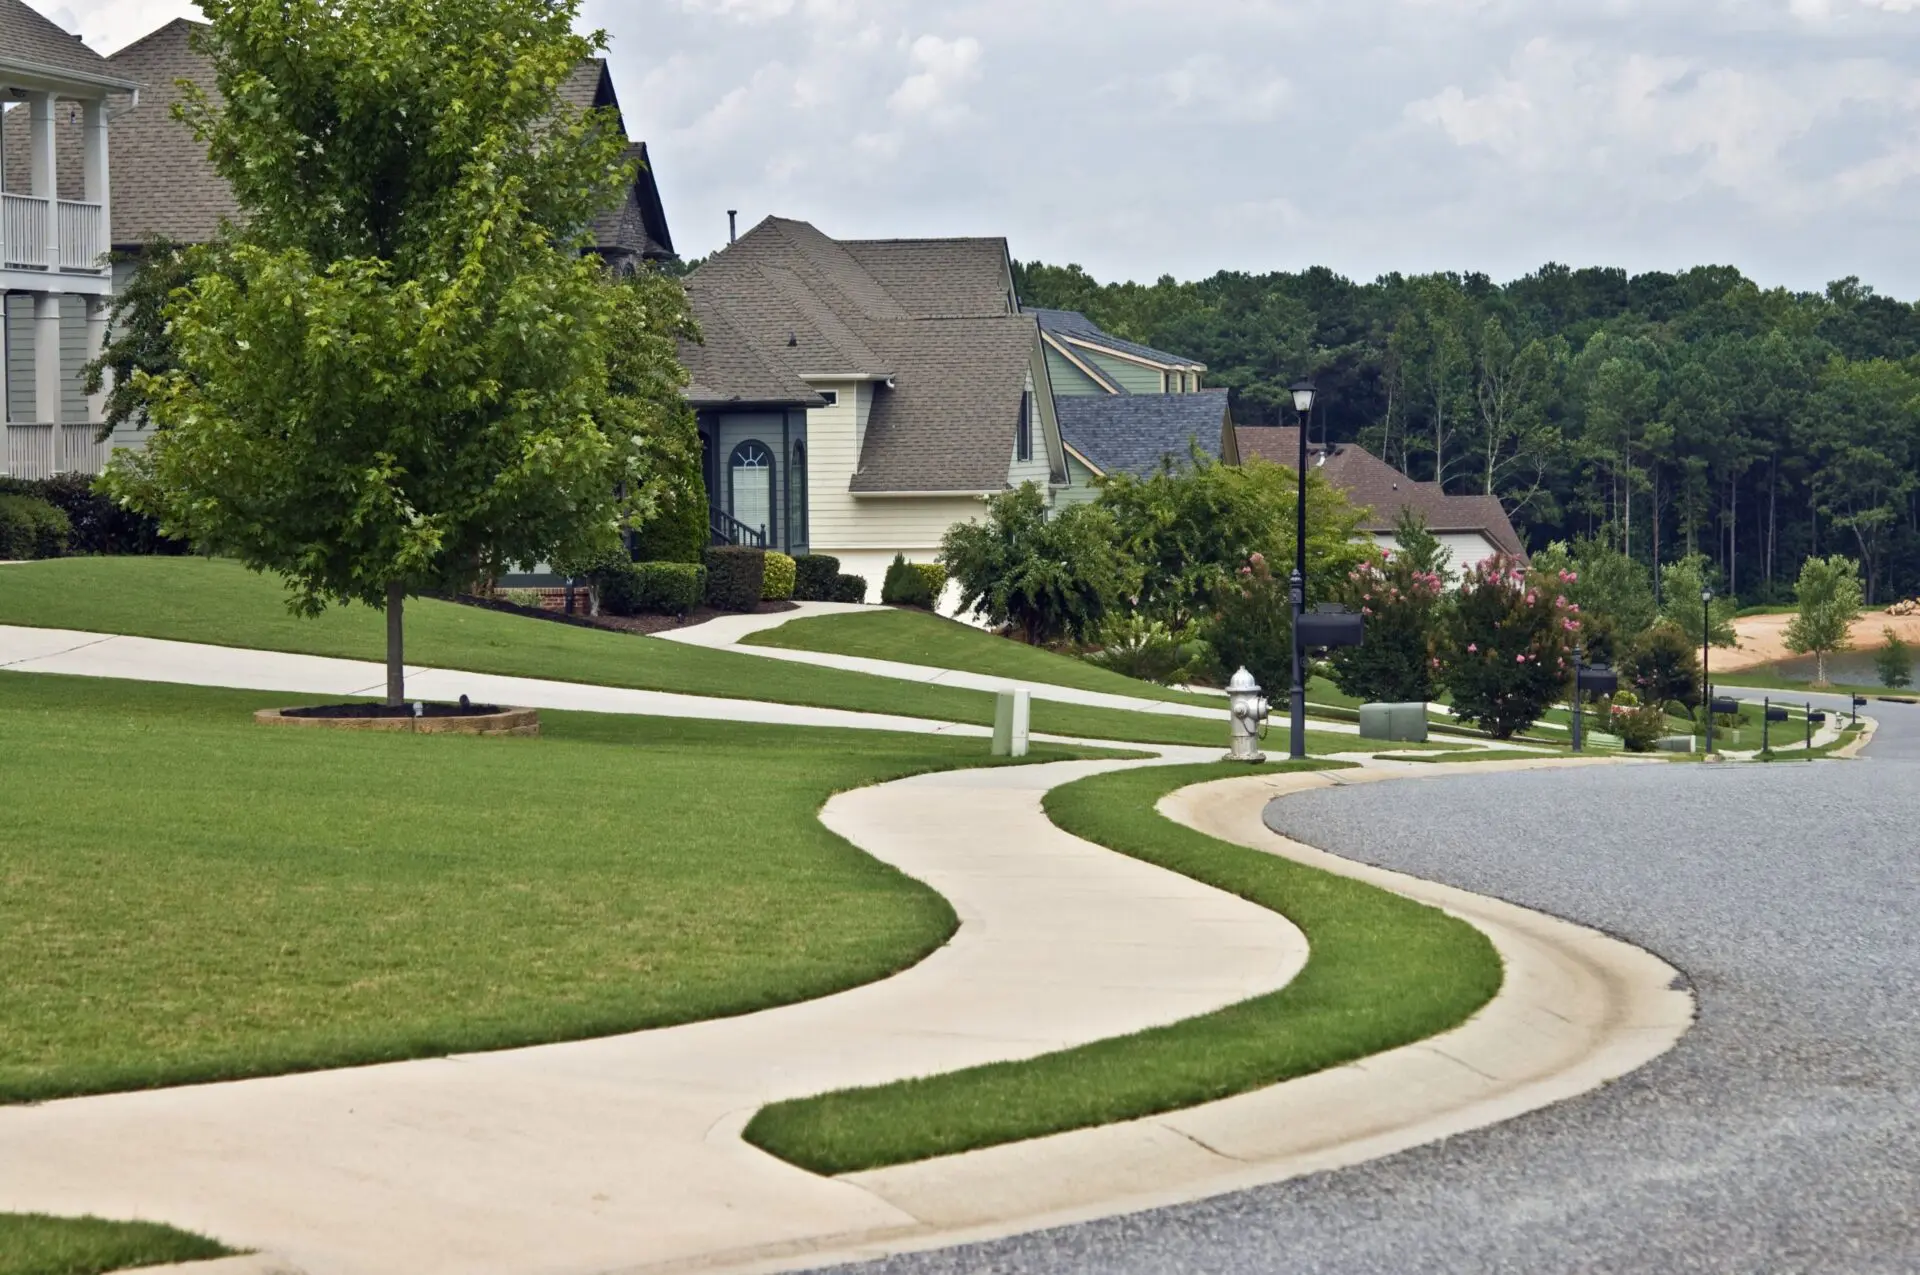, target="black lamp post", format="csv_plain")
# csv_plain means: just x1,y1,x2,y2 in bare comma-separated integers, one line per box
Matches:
1288,381,1316,761
1701,586,1714,755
